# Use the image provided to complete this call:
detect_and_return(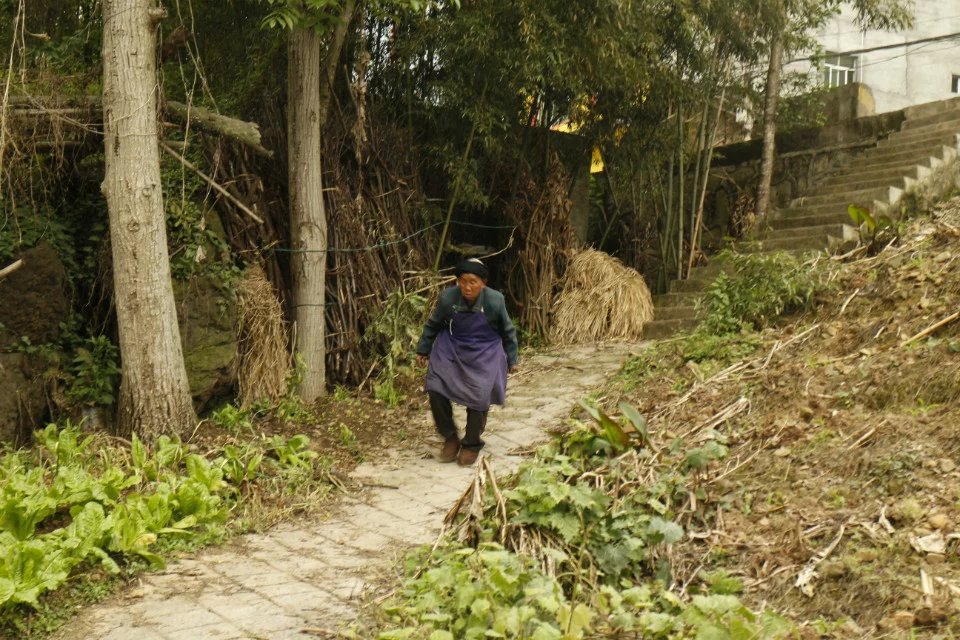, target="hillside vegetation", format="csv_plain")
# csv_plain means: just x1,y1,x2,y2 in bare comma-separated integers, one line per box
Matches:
371,196,960,638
